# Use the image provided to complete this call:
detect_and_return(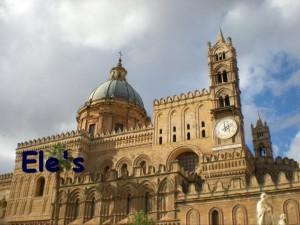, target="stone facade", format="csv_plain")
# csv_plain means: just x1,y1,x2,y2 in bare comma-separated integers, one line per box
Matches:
0,31,299,225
